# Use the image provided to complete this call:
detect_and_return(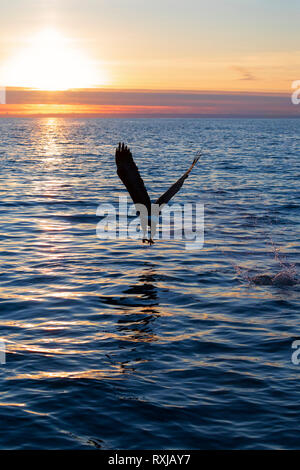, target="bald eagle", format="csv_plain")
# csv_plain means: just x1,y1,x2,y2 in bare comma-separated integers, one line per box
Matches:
115,143,200,244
